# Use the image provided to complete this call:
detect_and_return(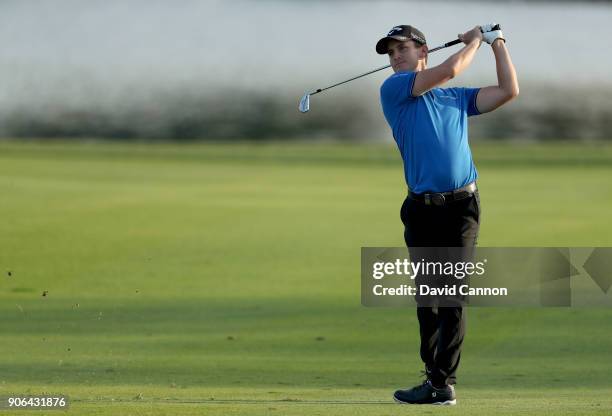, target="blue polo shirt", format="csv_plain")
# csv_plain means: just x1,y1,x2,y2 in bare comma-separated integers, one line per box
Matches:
380,71,481,194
